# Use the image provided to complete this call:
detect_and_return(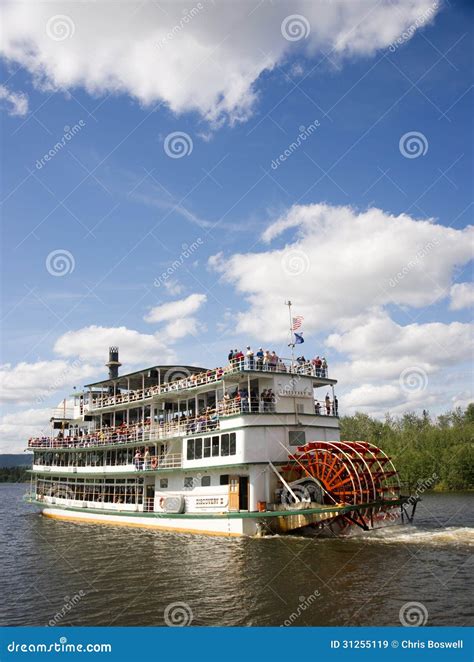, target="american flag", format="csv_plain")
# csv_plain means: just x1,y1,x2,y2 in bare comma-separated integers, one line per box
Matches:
292,315,304,331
